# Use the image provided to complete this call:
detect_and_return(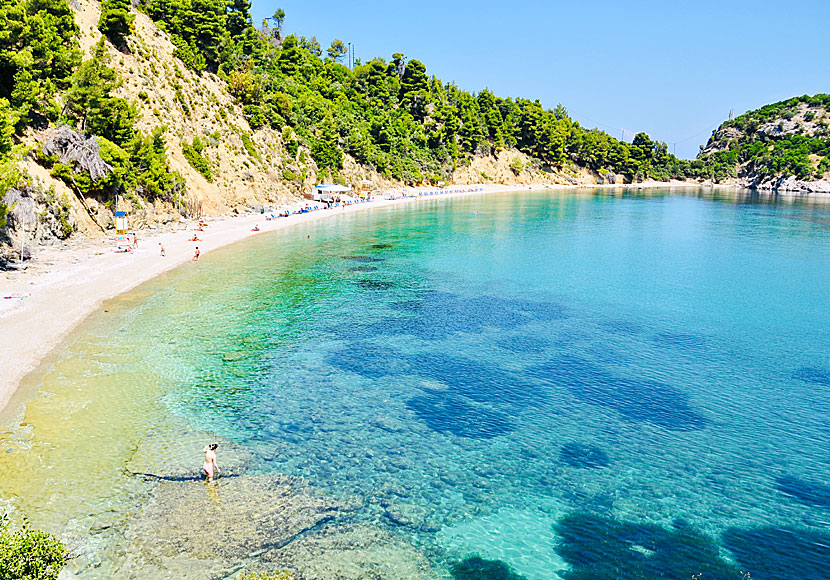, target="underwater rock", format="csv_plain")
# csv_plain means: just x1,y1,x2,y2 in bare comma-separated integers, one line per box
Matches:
256,523,441,580
347,265,378,272
775,474,830,508
794,367,830,386
352,279,396,290
495,335,550,354
406,392,514,439
722,525,830,580
653,331,706,349
326,342,410,379
530,356,706,431
556,512,739,580
343,255,383,263
451,556,527,580
380,499,437,531
559,442,611,469
118,474,345,578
